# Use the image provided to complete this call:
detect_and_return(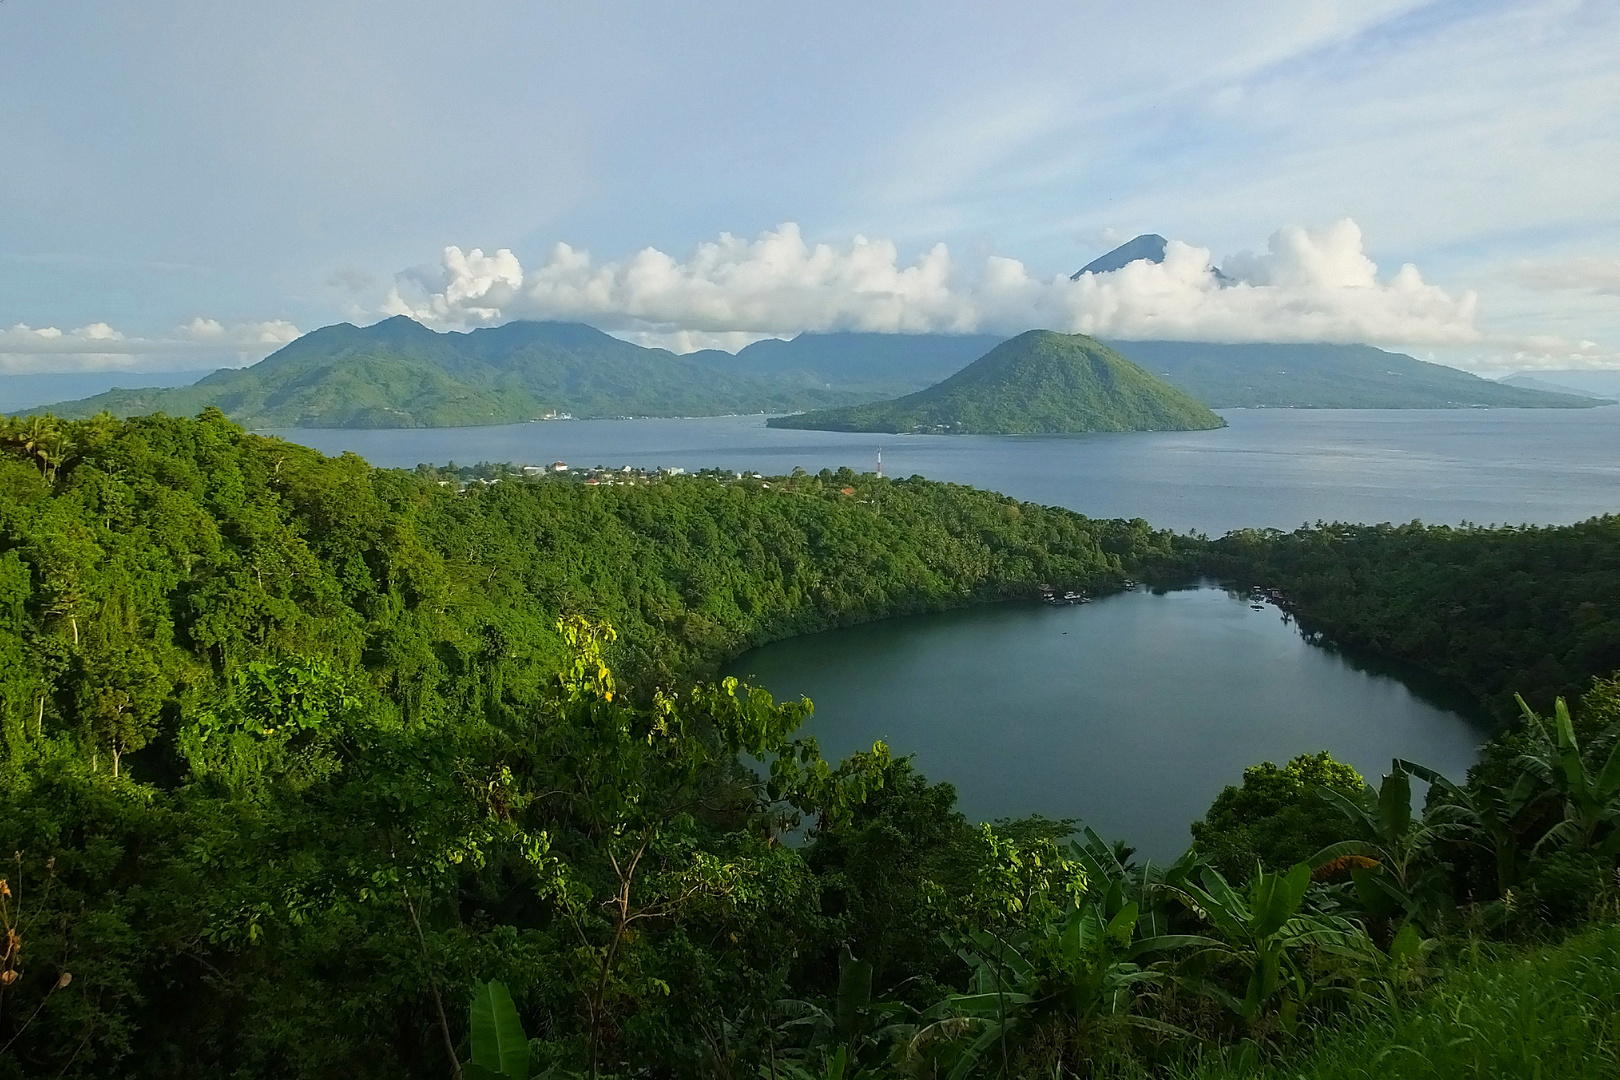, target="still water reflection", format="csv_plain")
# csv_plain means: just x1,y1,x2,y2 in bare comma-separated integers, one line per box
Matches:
725,586,1487,859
